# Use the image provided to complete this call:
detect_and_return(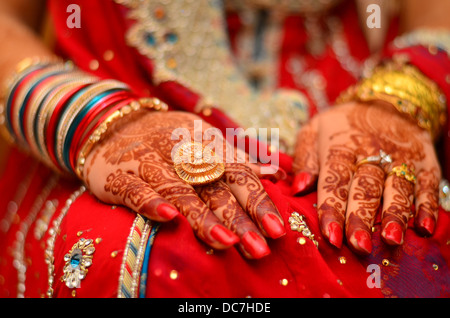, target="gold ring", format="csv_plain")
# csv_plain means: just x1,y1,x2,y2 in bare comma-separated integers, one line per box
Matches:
355,149,392,169
388,163,417,184
173,141,225,186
